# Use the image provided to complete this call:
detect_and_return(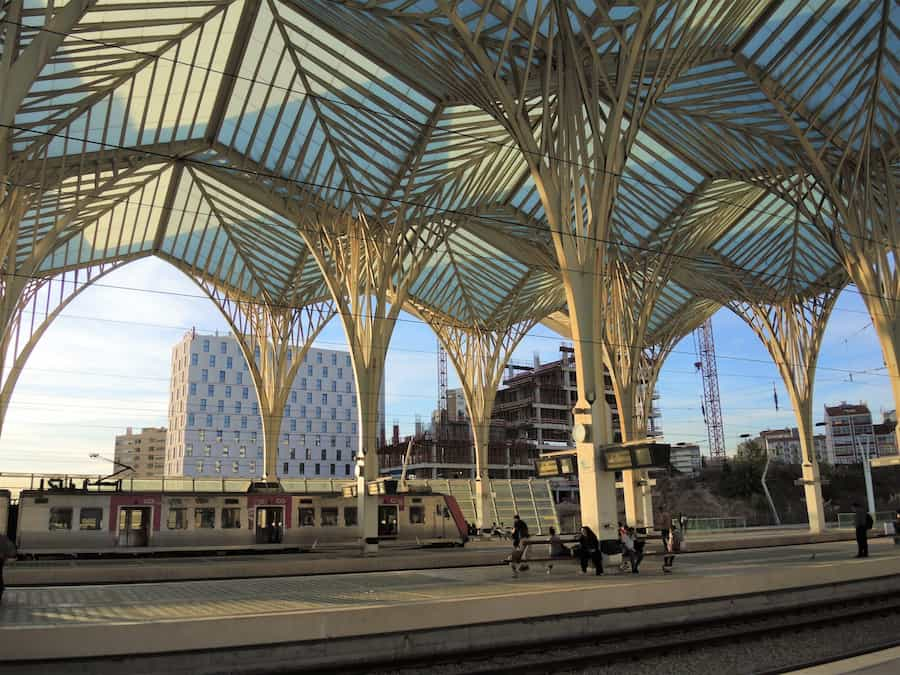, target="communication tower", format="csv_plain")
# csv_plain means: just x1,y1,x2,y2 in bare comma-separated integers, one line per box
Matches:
693,318,726,459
